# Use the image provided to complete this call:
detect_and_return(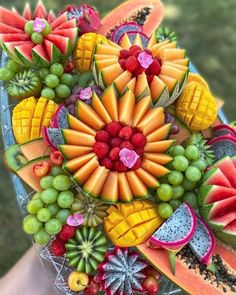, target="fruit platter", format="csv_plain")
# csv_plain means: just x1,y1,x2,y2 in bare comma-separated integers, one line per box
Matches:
1,0,236,294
